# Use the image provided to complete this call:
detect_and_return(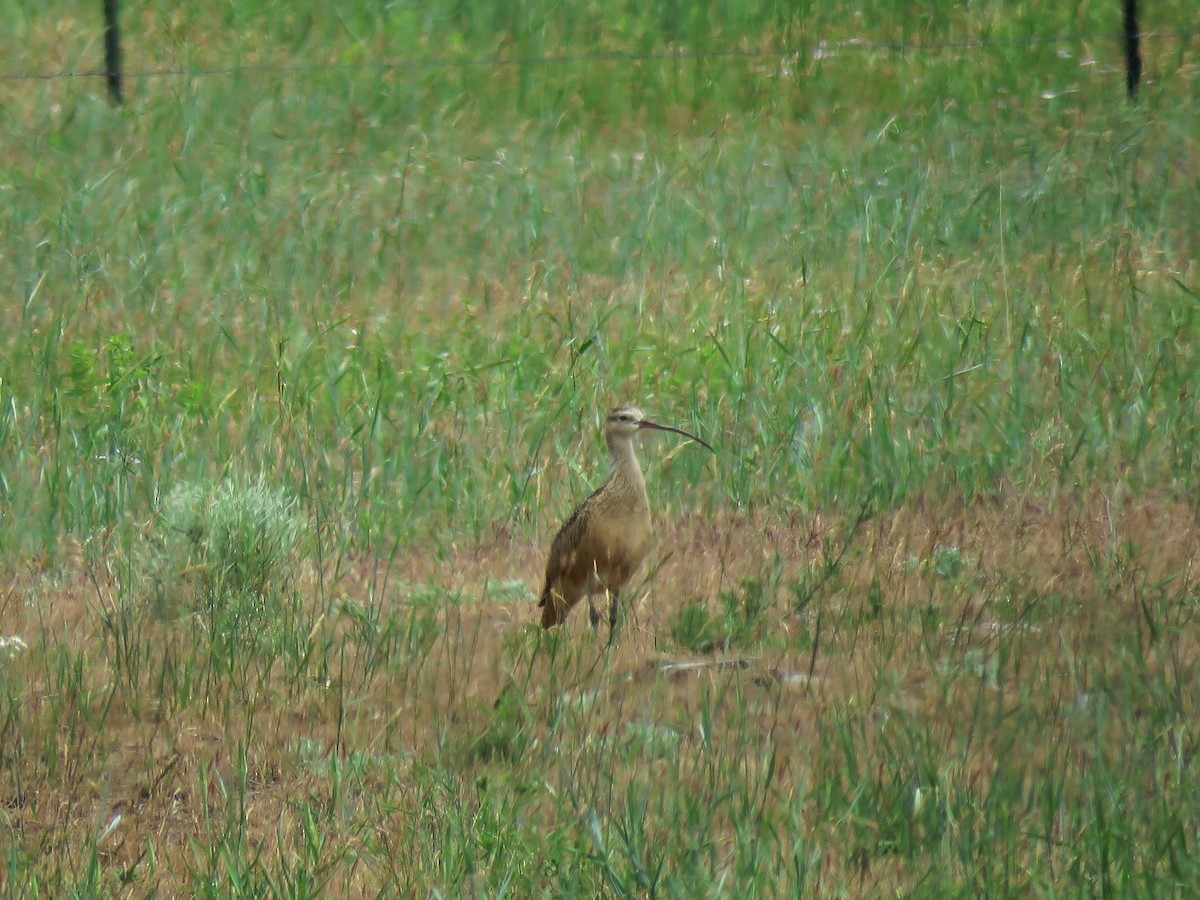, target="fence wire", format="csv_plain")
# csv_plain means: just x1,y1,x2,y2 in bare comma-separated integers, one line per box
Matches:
1,28,1196,84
